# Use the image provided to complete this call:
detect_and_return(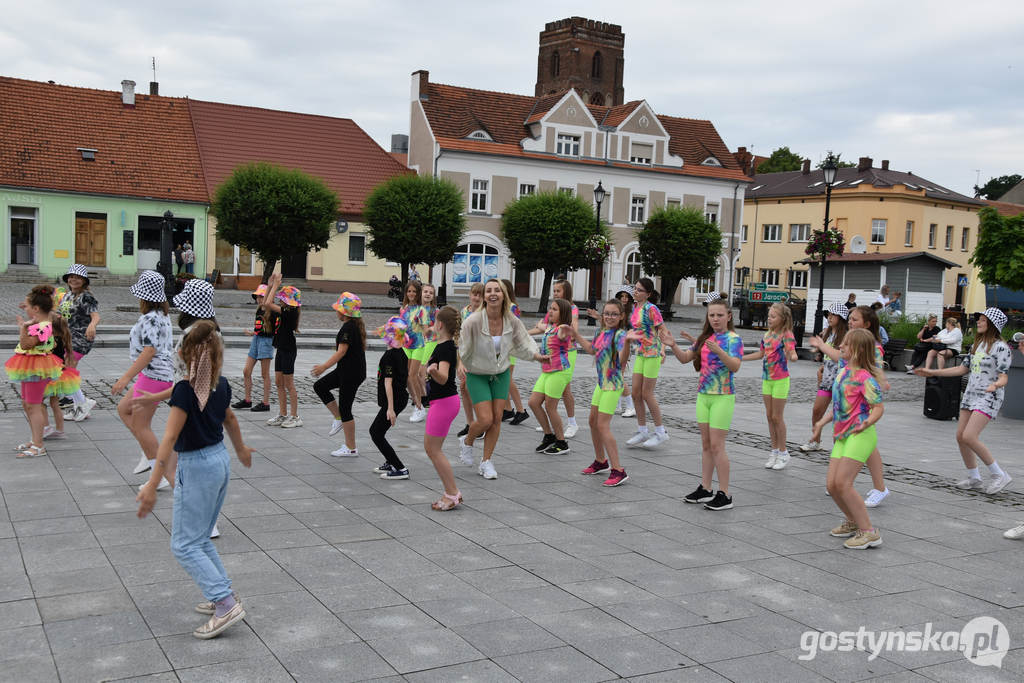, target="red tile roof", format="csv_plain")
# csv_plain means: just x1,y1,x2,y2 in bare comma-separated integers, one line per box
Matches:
421,81,749,182
188,99,410,215
984,199,1024,217
0,76,208,202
